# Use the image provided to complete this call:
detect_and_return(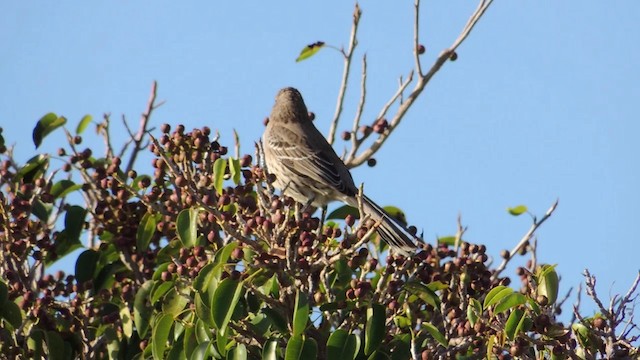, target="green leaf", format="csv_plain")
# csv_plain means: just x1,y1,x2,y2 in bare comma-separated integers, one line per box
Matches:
120,306,133,339
151,281,174,304
33,113,67,148
76,114,92,134
301,337,318,359
228,343,247,360
426,281,449,292
327,329,360,360
152,313,174,360
162,287,190,316
229,158,241,185
467,298,483,327
403,281,440,308
15,154,49,184
176,207,198,248
389,334,411,360
45,331,65,360
64,205,87,242
195,292,212,326
134,280,154,338
486,335,496,360
504,308,524,340
284,335,304,360
0,300,22,329
213,158,227,195
292,291,309,337
368,351,391,360
27,330,44,359
536,264,559,304
326,205,359,221
75,250,99,284
423,322,447,347
137,212,158,252
494,293,527,315
295,41,325,62
364,304,385,355
262,339,278,360
507,205,528,216
211,277,243,334
31,199,53,222
0,281,7,306
50,180,81,199
437,236,457,246
483,286,512,309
